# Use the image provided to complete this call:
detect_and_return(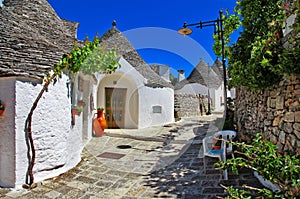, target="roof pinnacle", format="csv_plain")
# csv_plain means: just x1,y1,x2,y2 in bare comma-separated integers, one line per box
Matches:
112,20,117,28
